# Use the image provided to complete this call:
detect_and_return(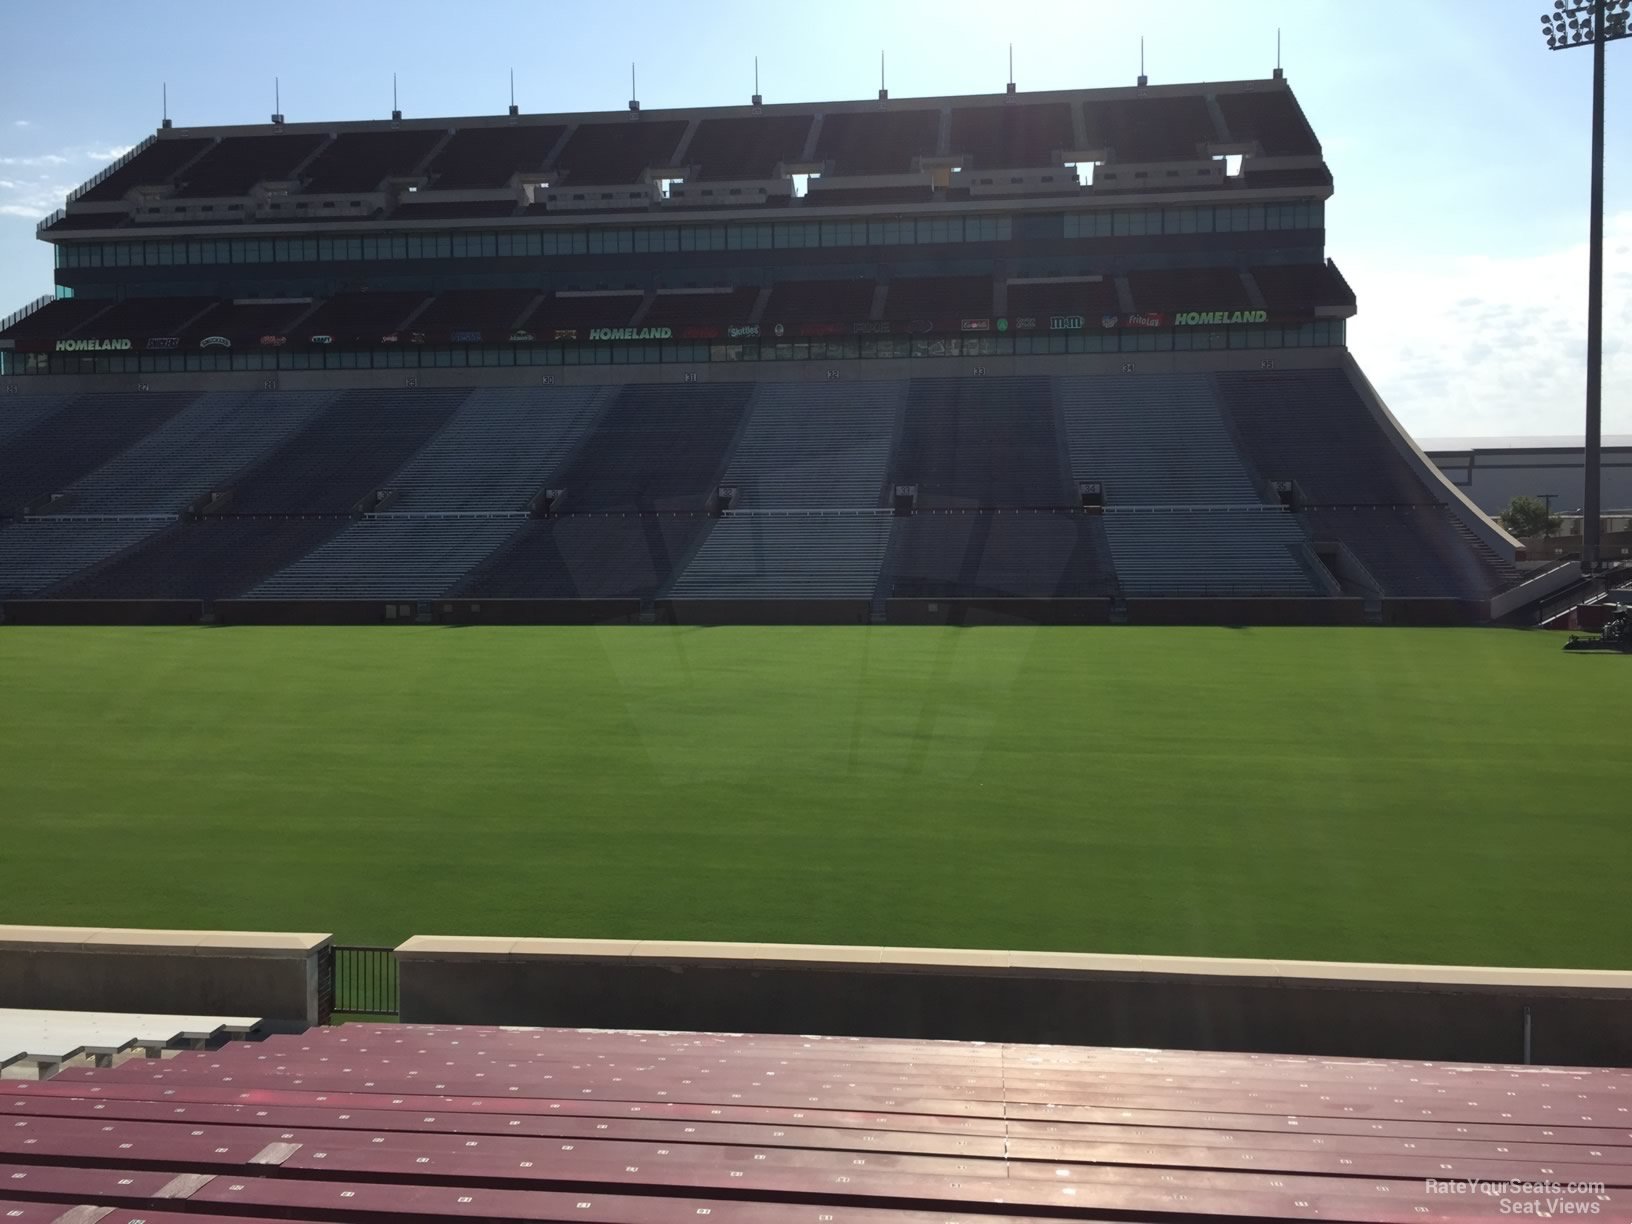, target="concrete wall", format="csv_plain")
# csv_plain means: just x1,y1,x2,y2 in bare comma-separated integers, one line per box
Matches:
885,598,1111,625
1,600,203,625
397,937,1632,1067
658,599,873,626
0,926,332,1028
1124,597,1366,625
